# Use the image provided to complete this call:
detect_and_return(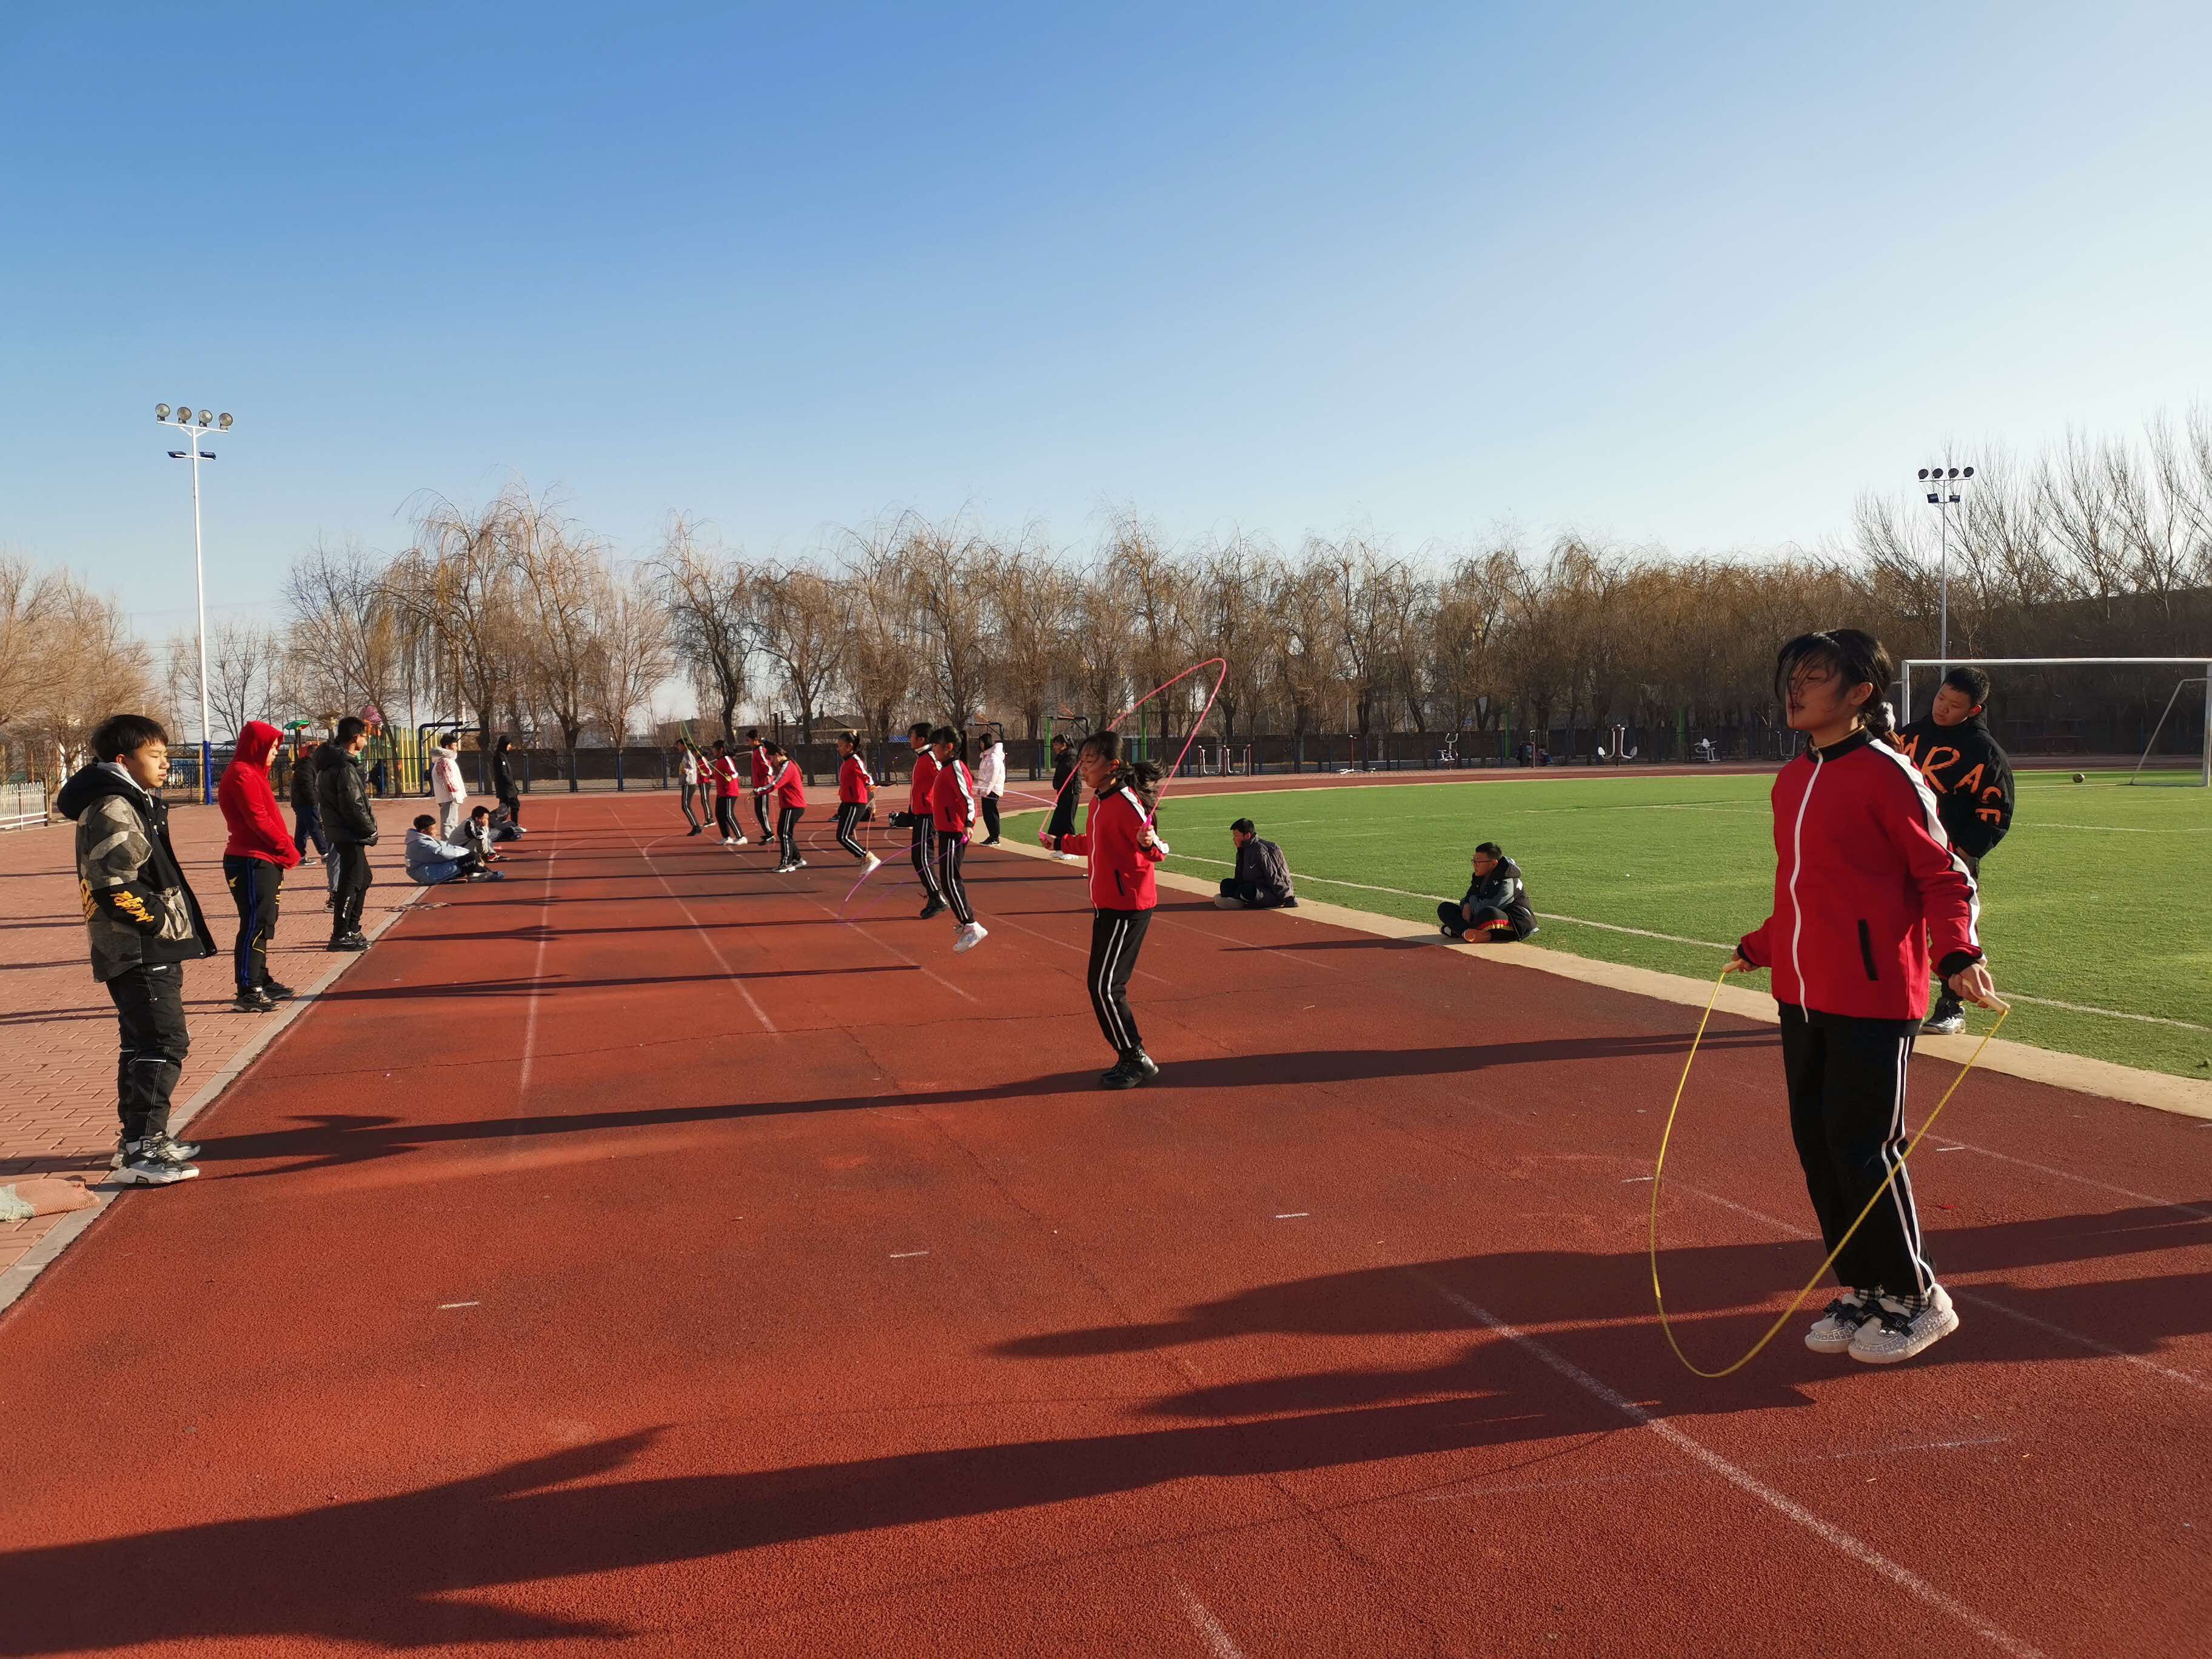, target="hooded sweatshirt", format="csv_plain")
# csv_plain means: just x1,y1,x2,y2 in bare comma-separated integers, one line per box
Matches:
1892,711,2014,859
219,720,303,868
55,762,218,982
